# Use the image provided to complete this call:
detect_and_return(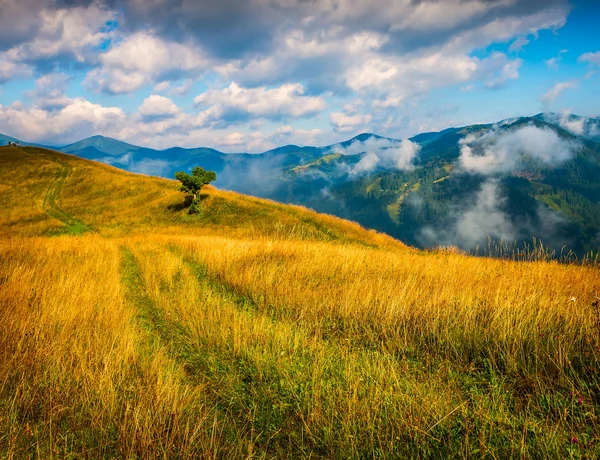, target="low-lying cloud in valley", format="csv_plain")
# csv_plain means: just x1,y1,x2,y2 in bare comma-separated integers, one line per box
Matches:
329,137,421,176
419,179,570,251
217,154,287,197
459,123,580,174
97,153,174,177
421,179,515,249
